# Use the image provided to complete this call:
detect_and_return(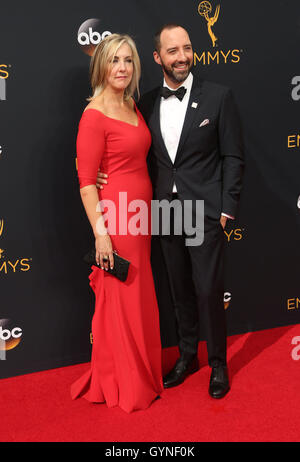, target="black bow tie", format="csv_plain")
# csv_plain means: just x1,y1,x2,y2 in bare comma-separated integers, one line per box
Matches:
160,86,187,101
